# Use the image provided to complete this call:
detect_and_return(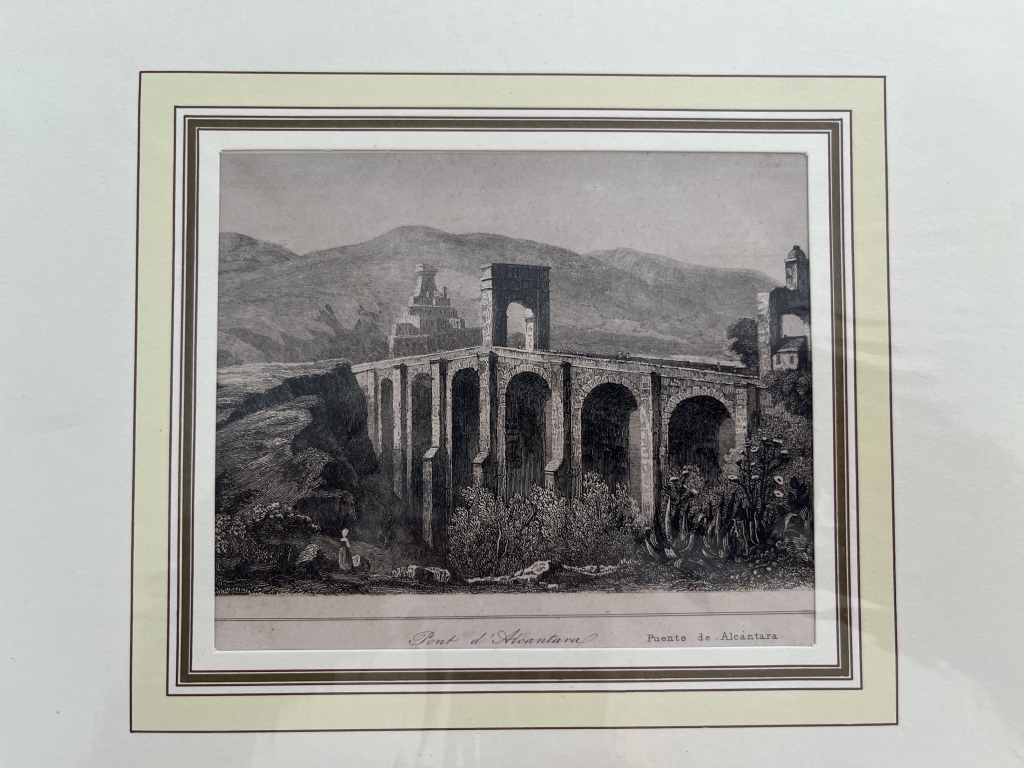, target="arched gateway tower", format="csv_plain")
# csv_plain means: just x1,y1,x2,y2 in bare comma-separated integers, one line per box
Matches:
480,263,551,351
